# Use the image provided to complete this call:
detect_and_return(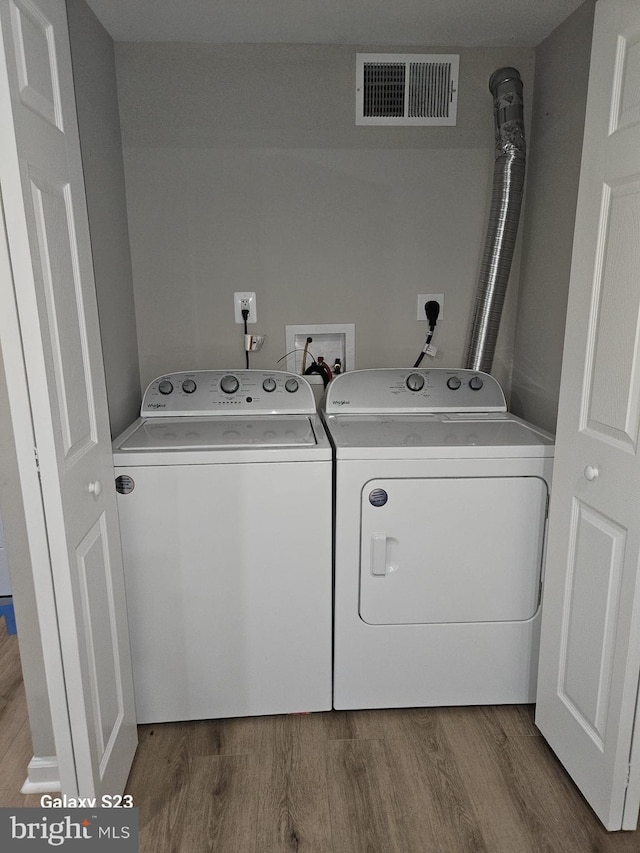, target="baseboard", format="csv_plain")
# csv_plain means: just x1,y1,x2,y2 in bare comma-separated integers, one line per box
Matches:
21,756,61,793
